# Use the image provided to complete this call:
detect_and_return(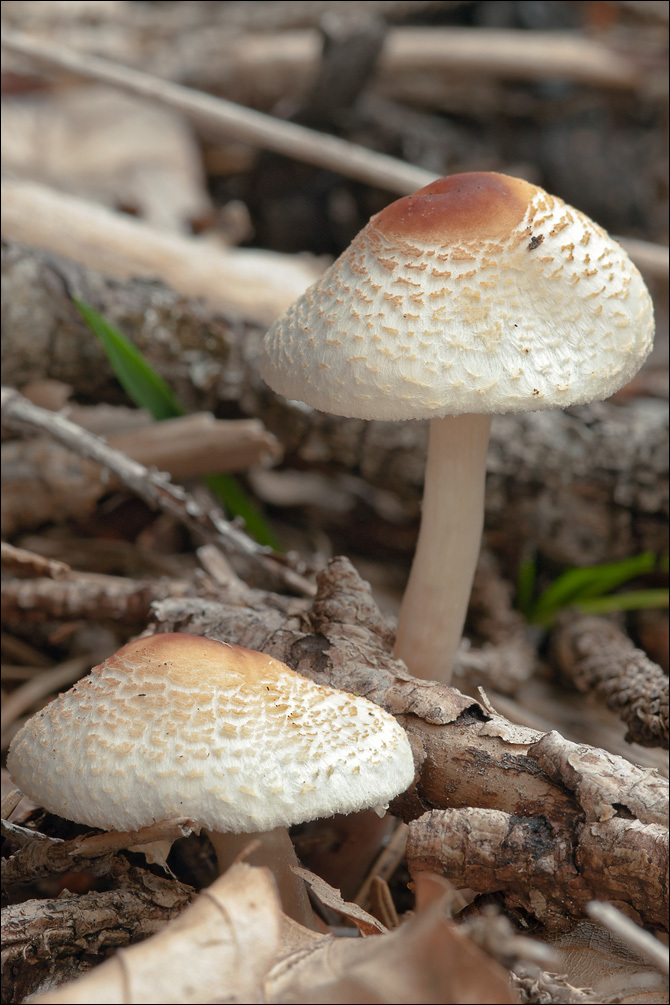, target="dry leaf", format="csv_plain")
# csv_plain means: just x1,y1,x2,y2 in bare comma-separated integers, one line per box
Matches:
269,881,518,1004
32,863,282,1004
549,923,669,1005
292,866,387,935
